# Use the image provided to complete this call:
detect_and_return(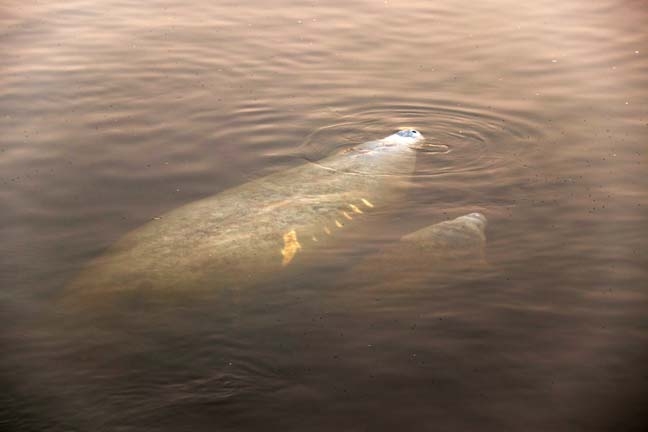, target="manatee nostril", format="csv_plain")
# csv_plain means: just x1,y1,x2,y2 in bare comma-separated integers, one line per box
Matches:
396,129,421,138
